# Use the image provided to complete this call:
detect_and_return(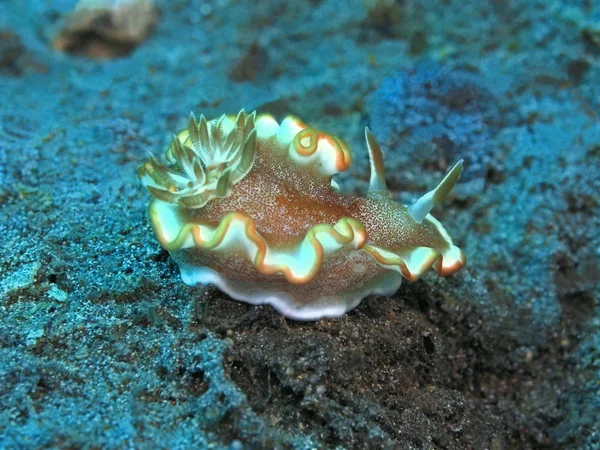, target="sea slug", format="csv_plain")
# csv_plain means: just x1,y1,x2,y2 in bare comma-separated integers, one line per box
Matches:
138,110,466,320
